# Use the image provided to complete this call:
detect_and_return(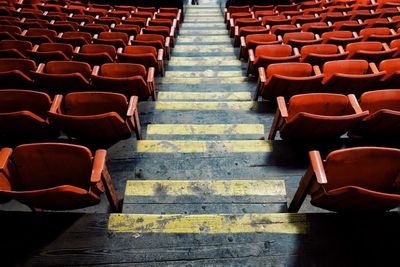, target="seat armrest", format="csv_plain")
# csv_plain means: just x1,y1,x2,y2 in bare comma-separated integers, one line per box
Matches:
369,62,379,74
49,94,63,113
382,42,390,51
240,36,246,48
36,63,45,73
248,49,255,62
234,25,239,37
127,95,138,117
92,65,100,76
170,27,175,37
147,66,155,83
276,96,288,118
309,150,327,184
117,47,123,53
338,45,345,54
158,48,164,61
313,65,322,75
348,94,363,114
293,47,300,55
74,46,80,53
165,36,170,47
258,66,266,82
32,45,39,52
91,149,107,183
0,148,12,171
